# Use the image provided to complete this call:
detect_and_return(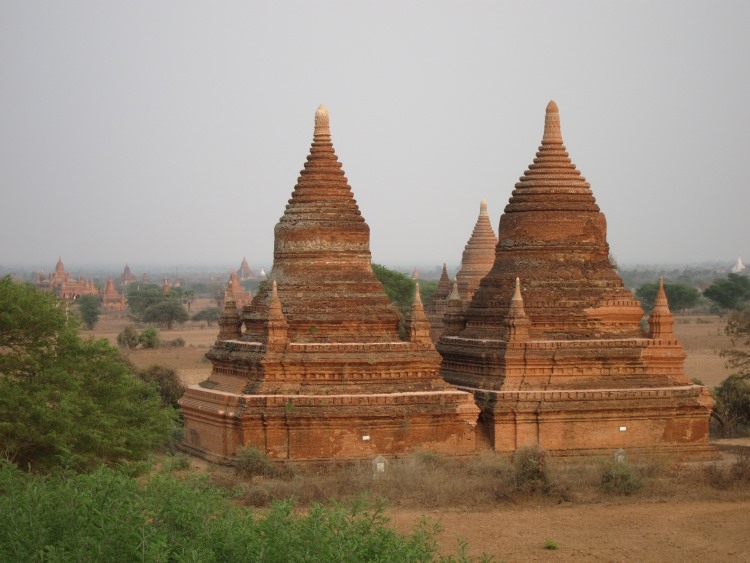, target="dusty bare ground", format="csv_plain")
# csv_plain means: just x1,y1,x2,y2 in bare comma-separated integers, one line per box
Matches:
387,497,750,562
90,312,746,561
